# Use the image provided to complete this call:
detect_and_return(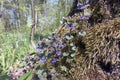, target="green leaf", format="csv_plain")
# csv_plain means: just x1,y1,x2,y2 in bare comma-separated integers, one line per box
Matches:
84,12,91,16
65,35,73,40
79,31,86,37
63,52,69,56
65,35,71,40
72,22,78,26
18,71,33,80
72,46,76,51
37,69,44,74
71,53,76,57
0,74,10,80
54,77,60,80
50,68,56,73
42,72,47,78
70,43,74,46
54,78,59,80
45,53,52,58
60,66,68,72
36,69,44,78
70,35,74,39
